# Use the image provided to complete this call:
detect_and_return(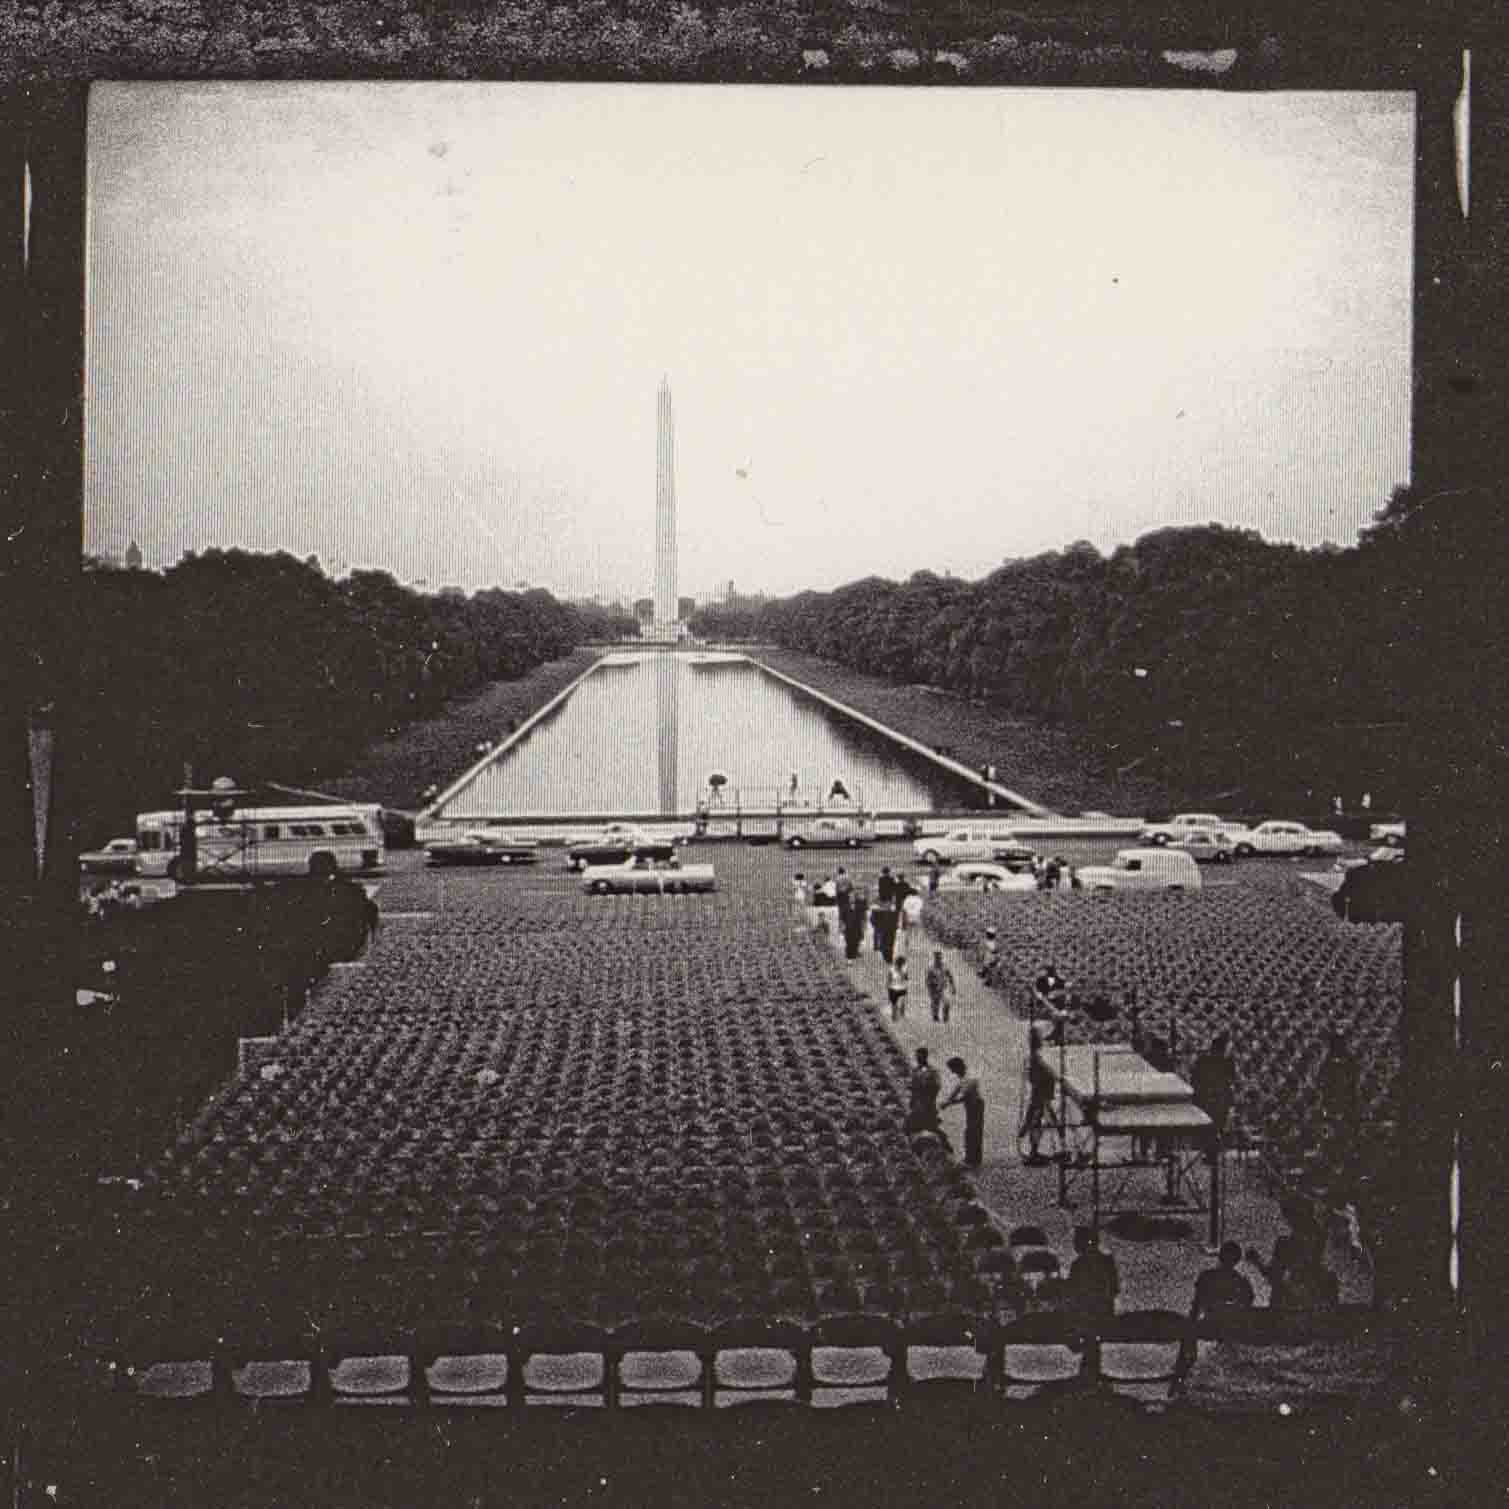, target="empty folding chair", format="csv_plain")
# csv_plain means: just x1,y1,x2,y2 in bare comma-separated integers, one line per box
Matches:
415,1321,514,1408
998,1312,1087,1401
709,1317,811,1408
514,1320,611,1408
323,1323,415,1406
1095,1309,1190,1407
810,1314,899,1408
899,1309,991,1403
225,1324,323,1406
610,1319,711,1408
